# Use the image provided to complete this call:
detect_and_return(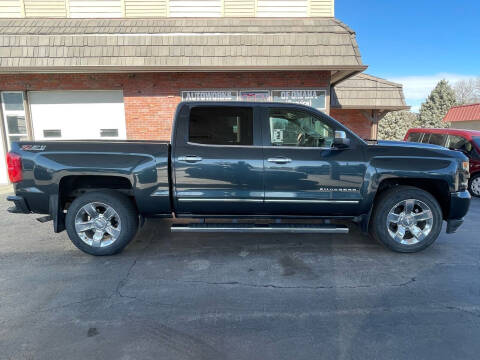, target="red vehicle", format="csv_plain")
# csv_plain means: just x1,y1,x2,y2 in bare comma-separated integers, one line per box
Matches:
405,128,480,197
